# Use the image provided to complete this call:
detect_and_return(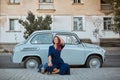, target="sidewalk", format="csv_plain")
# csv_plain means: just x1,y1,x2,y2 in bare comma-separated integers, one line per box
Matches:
0,68,120,80
103,47,120,51
103,47,120,55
